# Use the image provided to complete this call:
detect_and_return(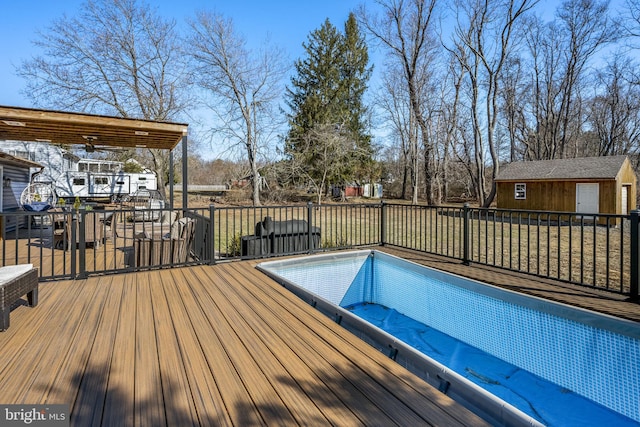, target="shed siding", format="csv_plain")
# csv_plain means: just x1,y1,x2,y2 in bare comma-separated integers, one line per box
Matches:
616,158,638,213
497,179,622,211
1,164,30,232
497,157,637,215
2,165,29,211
